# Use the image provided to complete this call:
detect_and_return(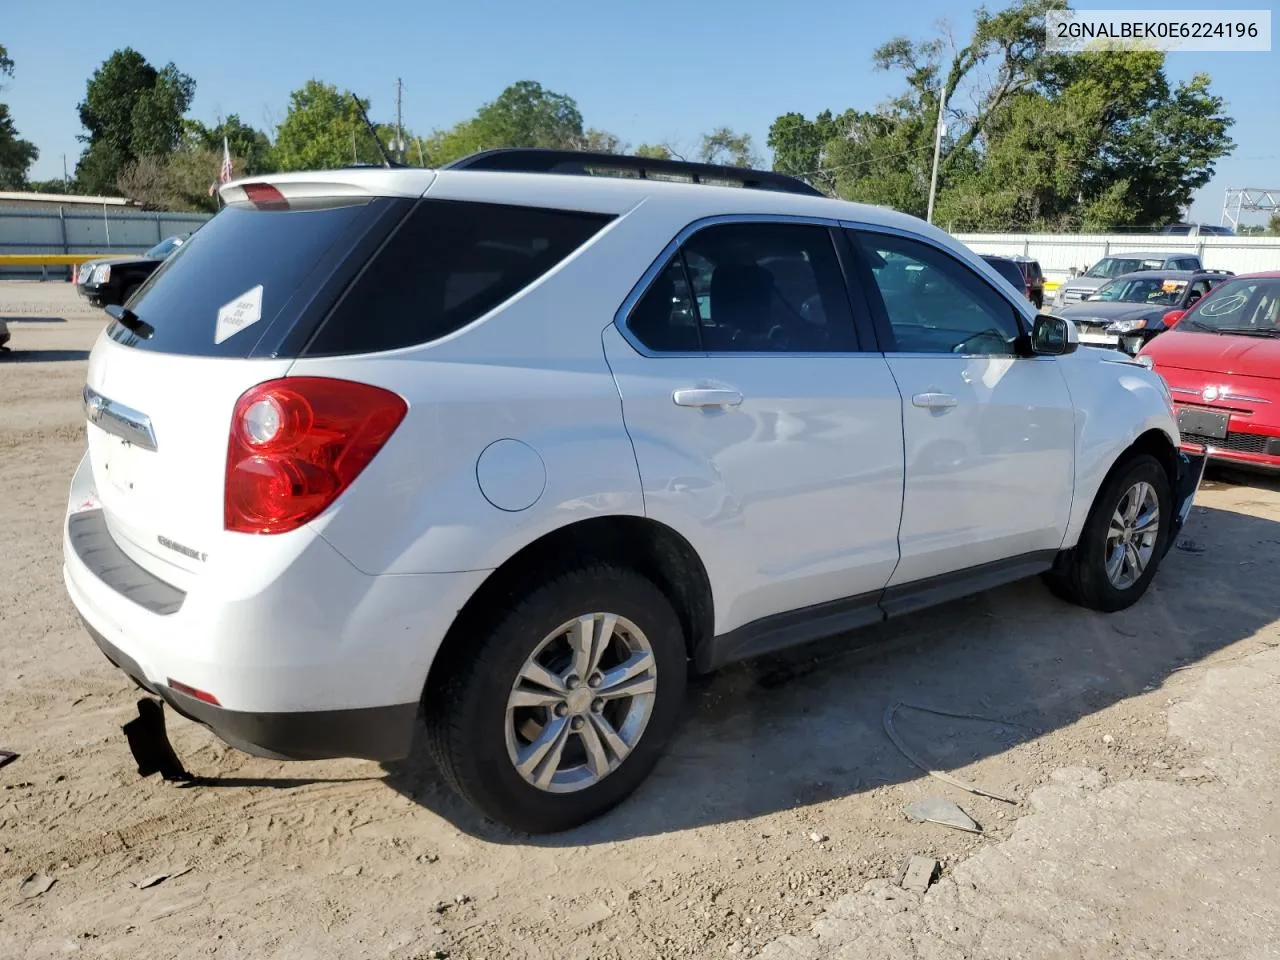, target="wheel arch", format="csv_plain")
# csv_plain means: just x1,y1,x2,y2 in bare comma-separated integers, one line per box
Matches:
1063,425,1179,552
424,515,715,700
